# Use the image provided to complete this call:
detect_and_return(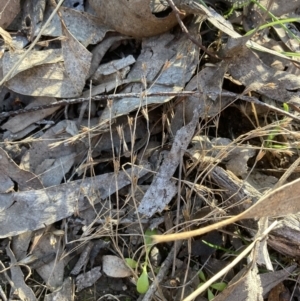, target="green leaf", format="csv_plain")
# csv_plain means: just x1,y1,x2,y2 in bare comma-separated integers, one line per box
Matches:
198,270,206,282
268,143,289,149
283,103,289,112
210,282,227,291
145,229,157,247
125,258,138,269
137,269,149,294
208,288,214,301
